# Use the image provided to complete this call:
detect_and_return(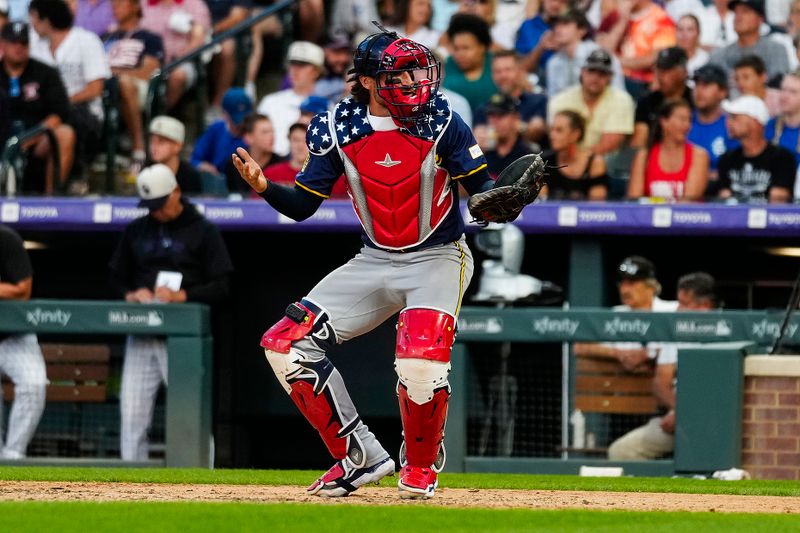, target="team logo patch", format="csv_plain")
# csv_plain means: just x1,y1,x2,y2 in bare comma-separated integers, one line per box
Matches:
469,144,483,159
375,153,401,168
